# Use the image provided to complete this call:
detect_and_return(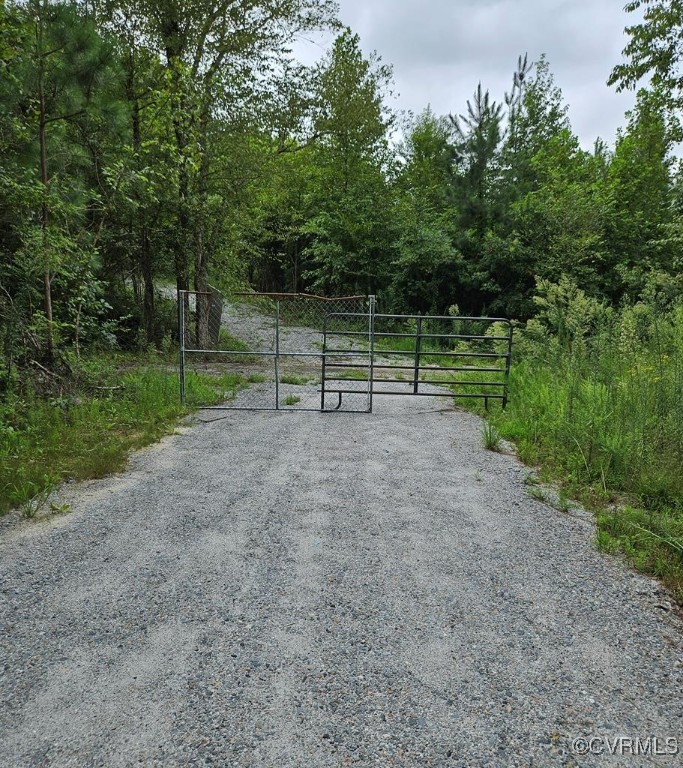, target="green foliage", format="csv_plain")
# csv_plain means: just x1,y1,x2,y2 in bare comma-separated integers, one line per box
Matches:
0,353,248,516
502,56,571,195
313,29,393,162
389,110,462,313
279,375,310,385
397,108,455,209
604,89,679,296
478,280,683,599
482,422,501,452
597,506,683,600
301,30,395,296
0,0,346,369
450,83,504,285
334,369,368,381
610,0,683,117
530,276,611,351
303,185,391,294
